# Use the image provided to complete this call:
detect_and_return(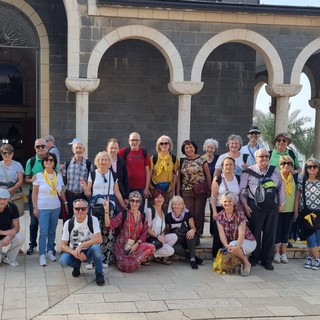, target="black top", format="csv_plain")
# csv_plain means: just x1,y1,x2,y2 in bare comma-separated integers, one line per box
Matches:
165,210,193,232
110,156,129,199
0,203,19,240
